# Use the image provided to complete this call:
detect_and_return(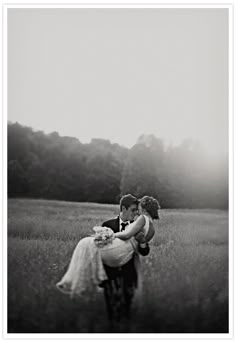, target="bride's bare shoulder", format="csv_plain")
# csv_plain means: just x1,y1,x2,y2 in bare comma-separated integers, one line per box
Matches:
135,215,146,225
